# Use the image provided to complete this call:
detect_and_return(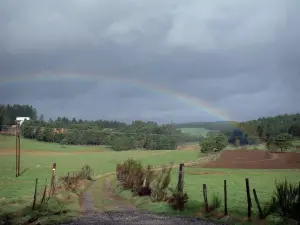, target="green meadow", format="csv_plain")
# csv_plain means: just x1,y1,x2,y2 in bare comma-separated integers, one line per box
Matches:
0,135,199,224
113,167,300,224
178,127,211,137
1,134,300,224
